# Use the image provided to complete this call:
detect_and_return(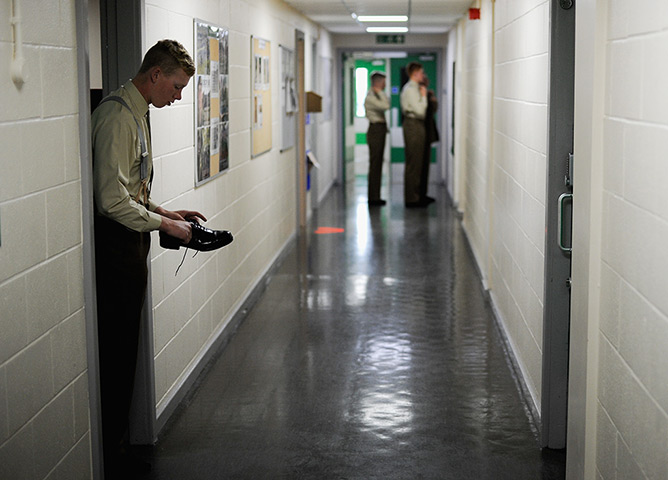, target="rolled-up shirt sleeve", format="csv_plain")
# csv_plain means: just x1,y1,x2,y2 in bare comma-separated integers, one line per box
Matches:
92,104,162,232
